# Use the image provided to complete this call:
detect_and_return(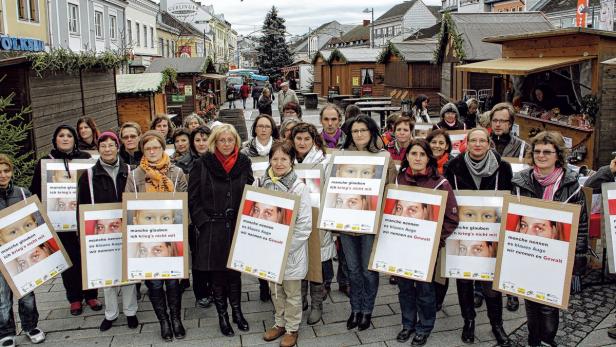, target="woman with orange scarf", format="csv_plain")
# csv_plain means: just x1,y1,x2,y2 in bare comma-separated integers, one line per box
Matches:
125,130,188,342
